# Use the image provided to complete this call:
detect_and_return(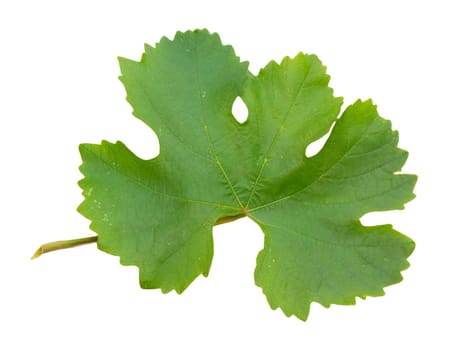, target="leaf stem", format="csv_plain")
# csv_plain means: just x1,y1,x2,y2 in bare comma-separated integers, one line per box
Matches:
215,213,246,225
31,236,98,259
32,214,247,259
